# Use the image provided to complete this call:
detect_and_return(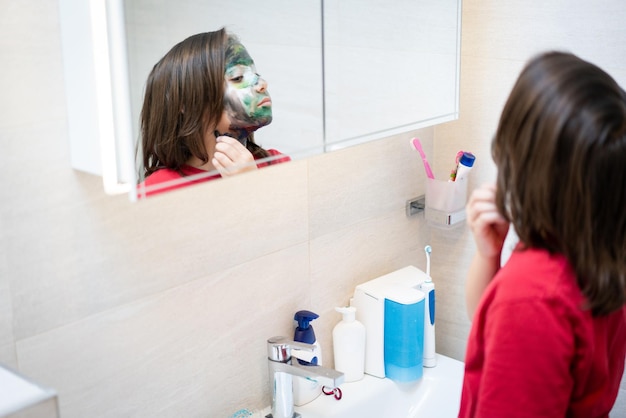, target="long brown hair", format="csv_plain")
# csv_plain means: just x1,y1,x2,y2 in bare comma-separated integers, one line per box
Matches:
139,28,269,178
492,51,626,316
